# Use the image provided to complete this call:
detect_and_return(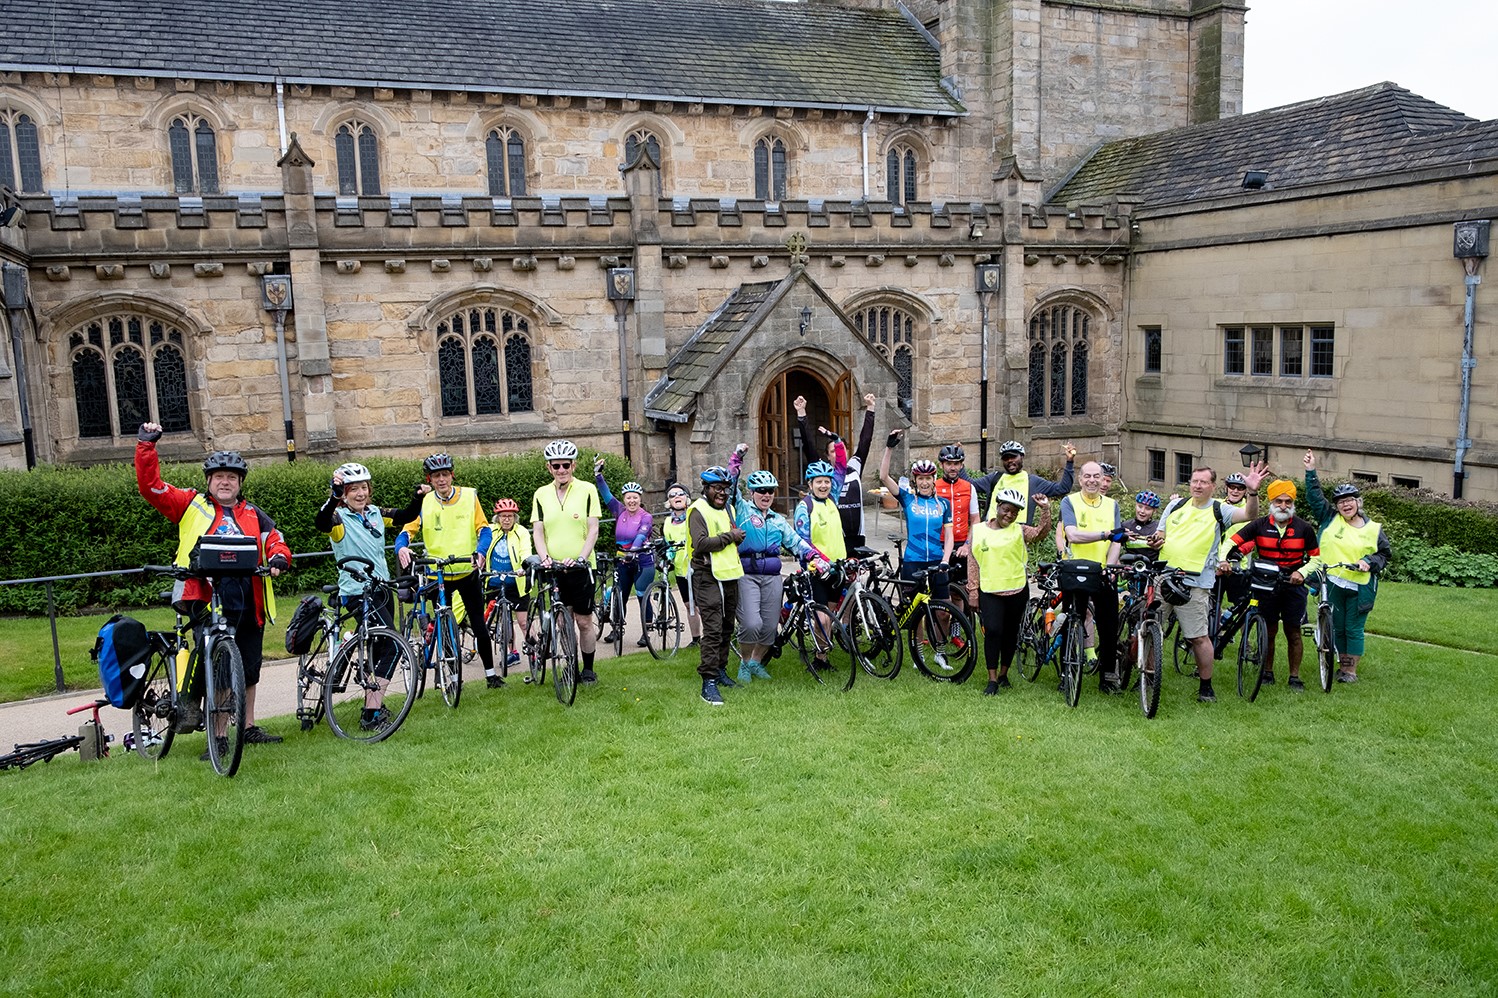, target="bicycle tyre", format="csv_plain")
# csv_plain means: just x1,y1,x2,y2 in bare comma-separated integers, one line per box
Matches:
794,604,851,690
645,582,681,660
909,599,977,684
1062,618,1084,708
487,600,515,678
611,583,626,659
434,610,462,708
1239,612,1268,701
1138,619,1163,719
848,589,902,680
1317,603,1337,693
132,651,178,761
525,611,548,686
205,637,246,778
296,627,332,731
1172,621,1196,677
325,626,418,743
1016,599,1045,682
553,607,578,706
1115,619,1136,694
